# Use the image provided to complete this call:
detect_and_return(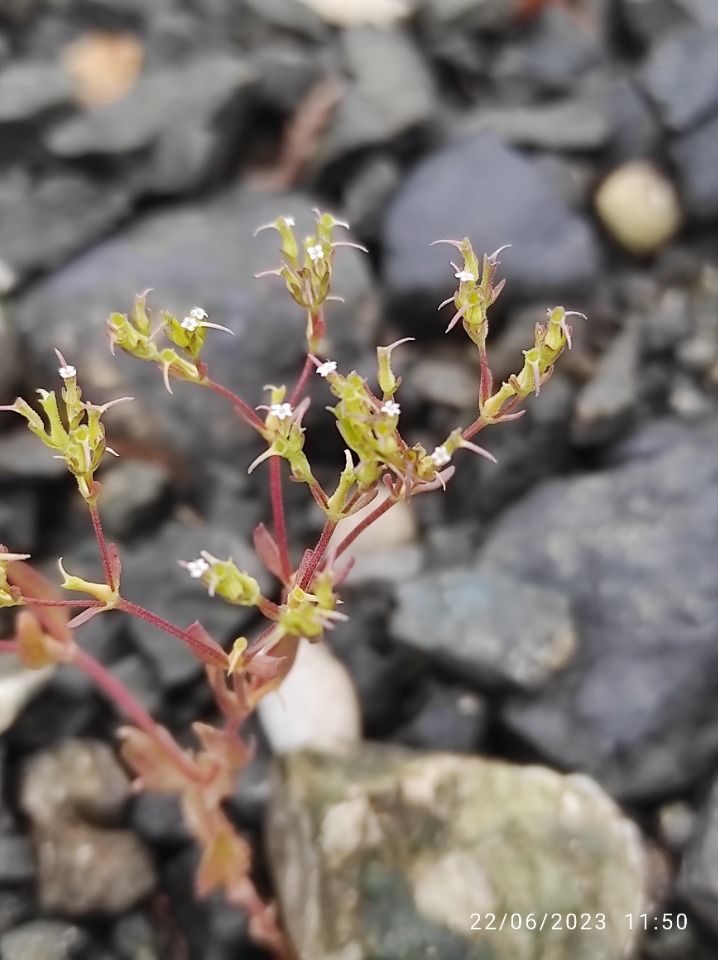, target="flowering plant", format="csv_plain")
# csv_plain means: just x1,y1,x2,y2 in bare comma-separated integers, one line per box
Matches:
0,210,580,958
